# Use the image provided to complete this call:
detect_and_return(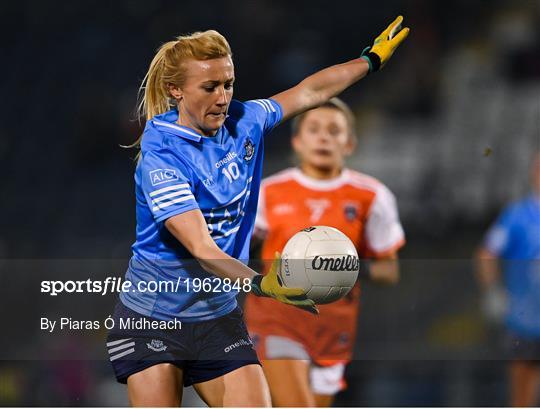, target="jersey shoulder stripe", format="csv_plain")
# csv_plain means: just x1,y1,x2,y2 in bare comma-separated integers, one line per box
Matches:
346,170,398,216
149,183,190,198
148,183,195,213
345,170,384,194
251,99,277,113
